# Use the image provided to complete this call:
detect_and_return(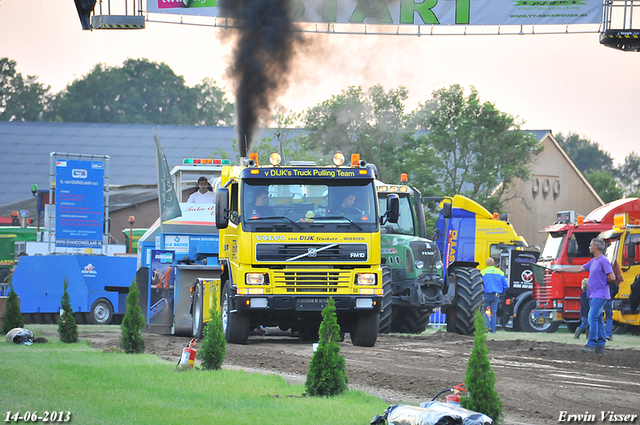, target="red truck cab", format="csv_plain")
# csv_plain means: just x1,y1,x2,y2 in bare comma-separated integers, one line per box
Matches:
533,198,640,329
